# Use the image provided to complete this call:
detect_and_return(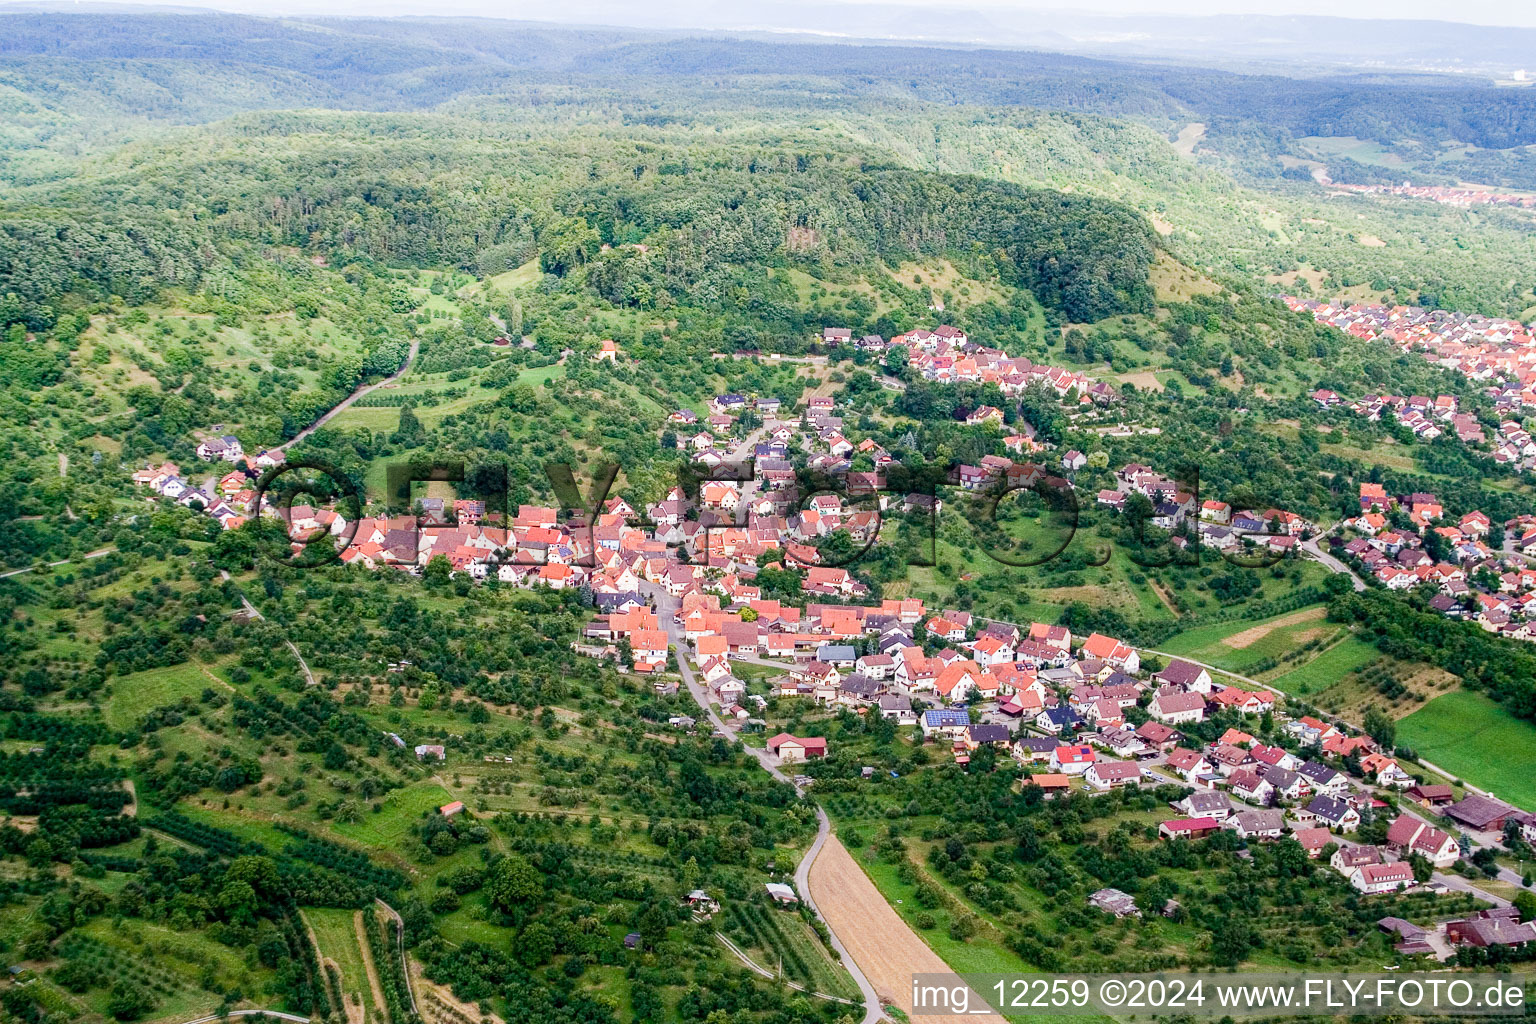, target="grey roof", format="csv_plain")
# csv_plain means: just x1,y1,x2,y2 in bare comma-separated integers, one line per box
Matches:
1306,794,1354,823
817,645,857,662
1184,790,1233,815
967,724,1011,744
